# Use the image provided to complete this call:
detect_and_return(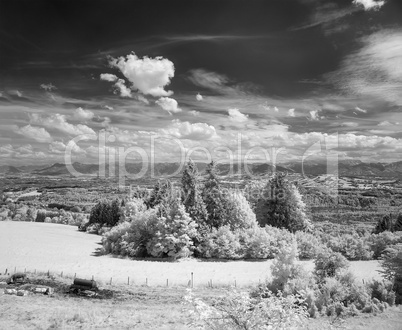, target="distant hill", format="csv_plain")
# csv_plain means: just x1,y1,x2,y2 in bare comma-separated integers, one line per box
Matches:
32,162,99,176
3,160,402,178
0,165,22,175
